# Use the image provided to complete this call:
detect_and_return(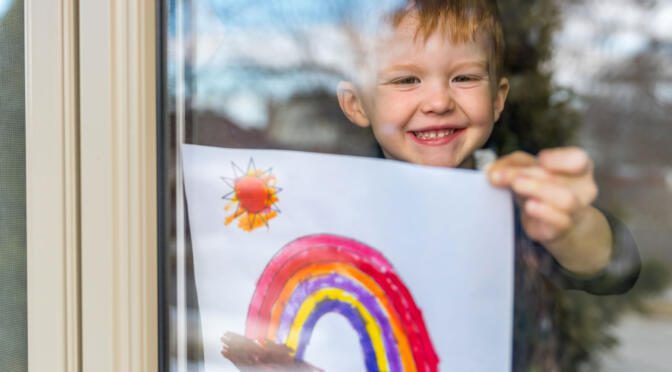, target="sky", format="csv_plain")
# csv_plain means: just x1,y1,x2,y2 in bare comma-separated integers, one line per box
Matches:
0,0,13,19
172,0,405,127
